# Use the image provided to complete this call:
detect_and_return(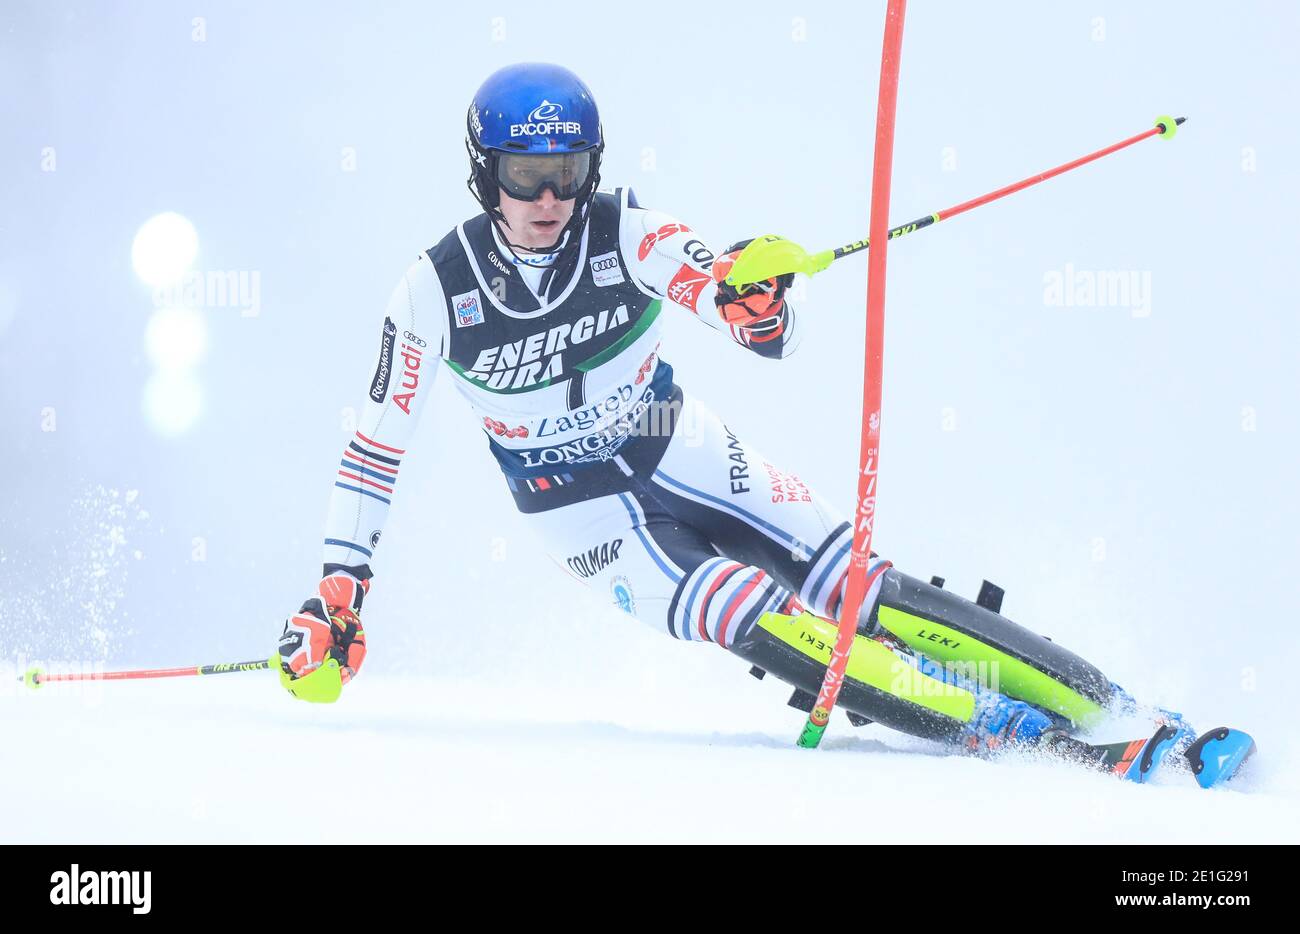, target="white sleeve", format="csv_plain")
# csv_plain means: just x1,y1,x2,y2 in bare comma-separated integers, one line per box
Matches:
321,253,445,577
620,203,800,360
